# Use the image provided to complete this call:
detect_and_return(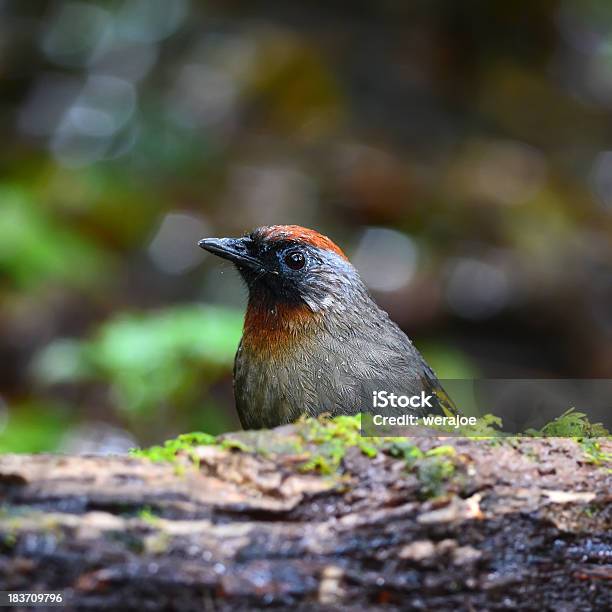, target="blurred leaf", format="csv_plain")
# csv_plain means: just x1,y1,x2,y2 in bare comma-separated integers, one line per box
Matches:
0,185,110,290
0,403,70,453
93,305,241,368
33,304,243,415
